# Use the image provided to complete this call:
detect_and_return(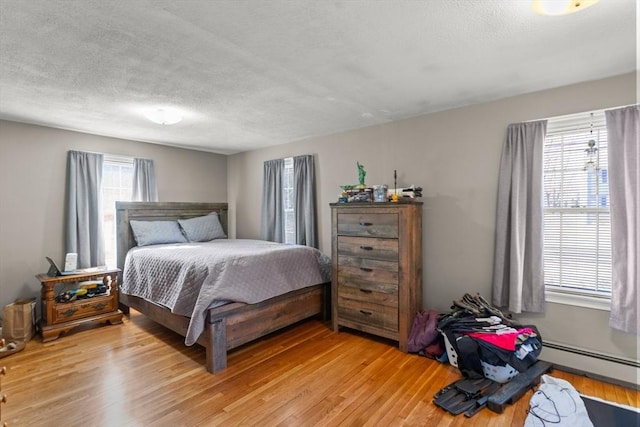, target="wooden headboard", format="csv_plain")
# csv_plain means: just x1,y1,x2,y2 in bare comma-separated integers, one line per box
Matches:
115,201,229,271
